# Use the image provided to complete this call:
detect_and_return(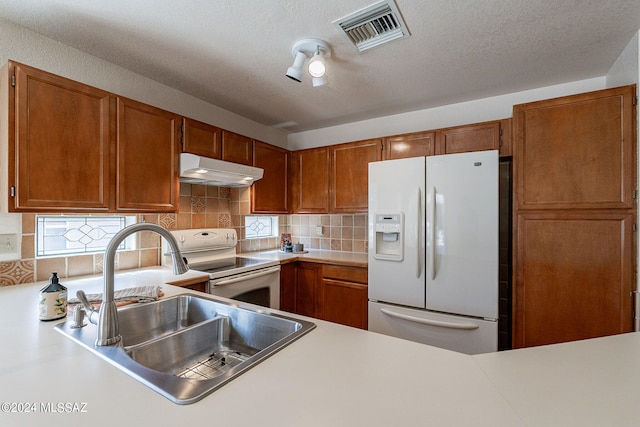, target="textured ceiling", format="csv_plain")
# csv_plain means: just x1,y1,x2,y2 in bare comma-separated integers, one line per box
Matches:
0,0,639,133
